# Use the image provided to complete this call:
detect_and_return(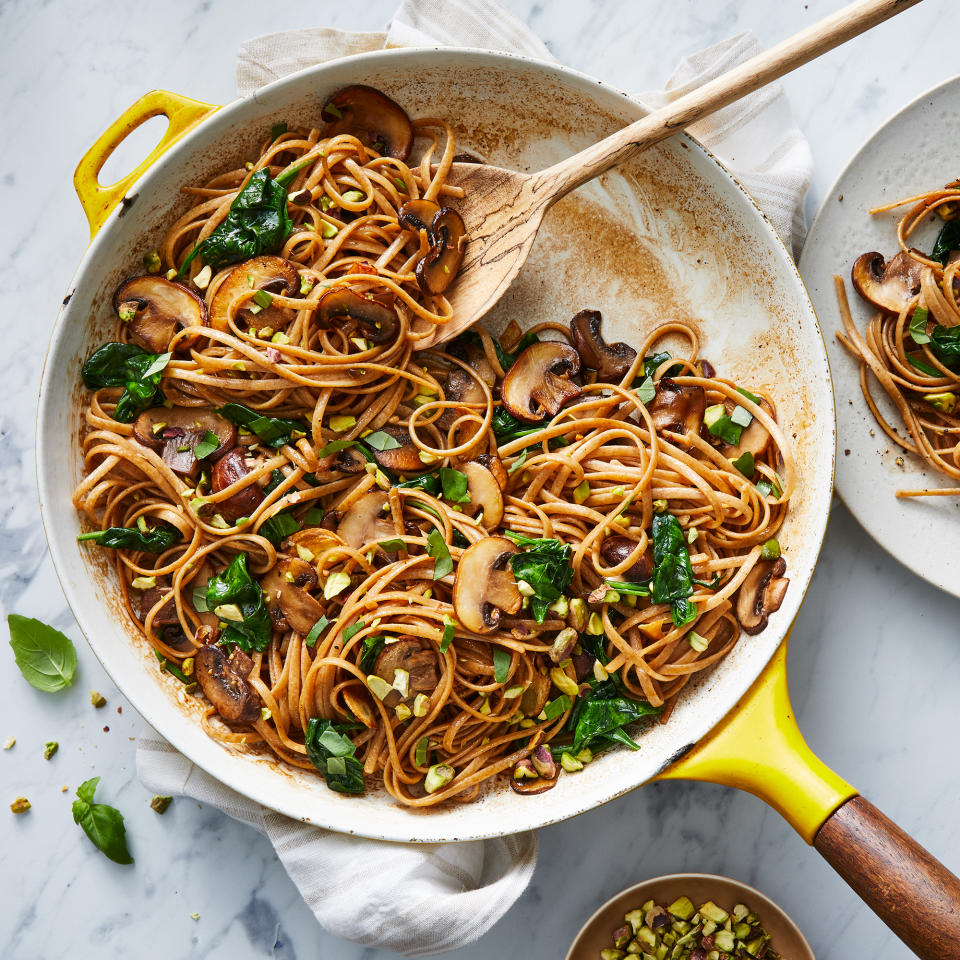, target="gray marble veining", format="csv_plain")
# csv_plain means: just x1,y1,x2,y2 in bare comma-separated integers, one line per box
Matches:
1,1,958,958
